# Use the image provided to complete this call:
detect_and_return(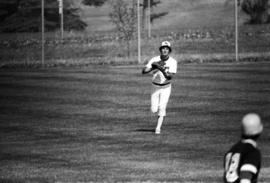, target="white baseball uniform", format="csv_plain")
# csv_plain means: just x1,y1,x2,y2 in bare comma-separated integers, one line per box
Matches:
145,56,177,116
